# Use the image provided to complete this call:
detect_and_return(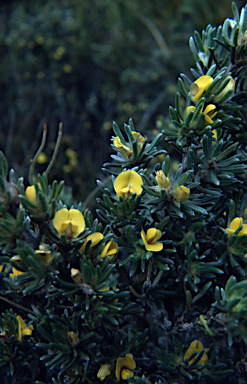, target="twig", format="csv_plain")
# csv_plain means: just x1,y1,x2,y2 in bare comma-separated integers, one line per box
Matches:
45,122,63,177
29,123,47,184
0,295,34,314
